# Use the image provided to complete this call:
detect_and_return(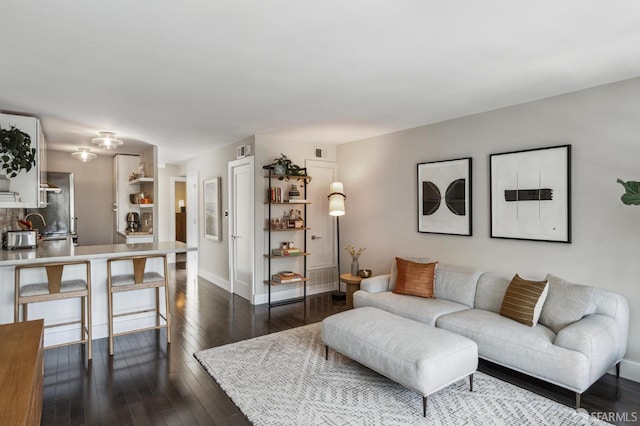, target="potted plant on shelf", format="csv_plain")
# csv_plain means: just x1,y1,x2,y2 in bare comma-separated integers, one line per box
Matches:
0,125,36,191
267,154,312,183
